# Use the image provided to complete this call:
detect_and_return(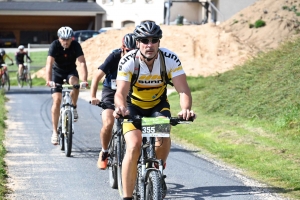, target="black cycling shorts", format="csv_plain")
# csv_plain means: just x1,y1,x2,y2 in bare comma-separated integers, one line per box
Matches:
51,68,79,93
101,86,116,110
125,99,171,131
